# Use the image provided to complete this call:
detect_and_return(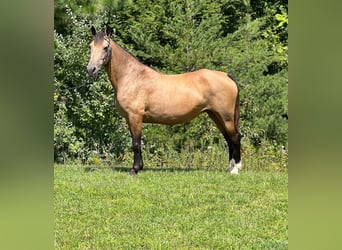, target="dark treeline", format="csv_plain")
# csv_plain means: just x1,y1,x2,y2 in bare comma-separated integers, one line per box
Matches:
54,0,288,170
